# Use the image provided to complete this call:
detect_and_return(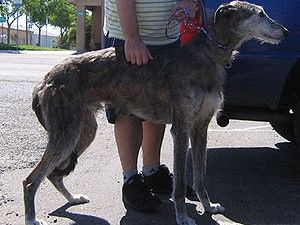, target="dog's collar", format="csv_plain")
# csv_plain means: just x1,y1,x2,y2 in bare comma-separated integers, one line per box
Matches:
200,28,227,50
200,27,233,68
